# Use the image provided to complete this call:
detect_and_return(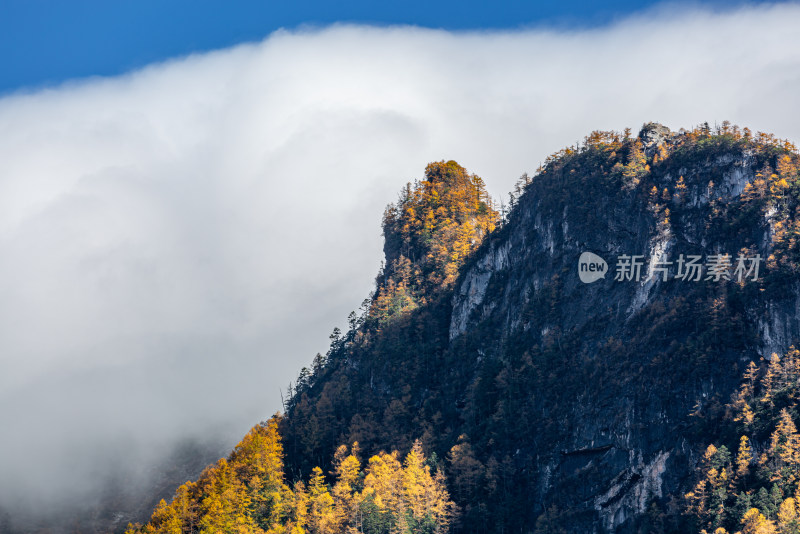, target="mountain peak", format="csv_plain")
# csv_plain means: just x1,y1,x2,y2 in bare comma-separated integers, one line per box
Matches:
638,121,672,148
373,160,498,321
